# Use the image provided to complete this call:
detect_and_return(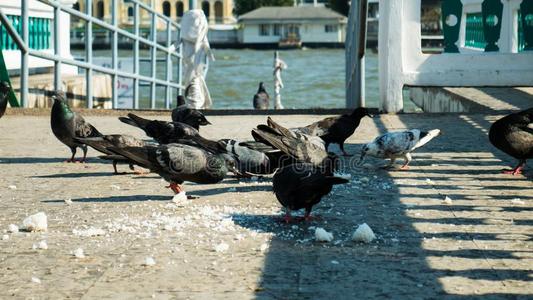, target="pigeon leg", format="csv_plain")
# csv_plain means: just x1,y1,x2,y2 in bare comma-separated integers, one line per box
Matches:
400,153,412,170
282,208,293,223
112,160,119,174
79,145,88,163
340,143,352,157
129,163,135,171
65,147,77,163
166,182,182,194
502,160,526,175
304,208,321,222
